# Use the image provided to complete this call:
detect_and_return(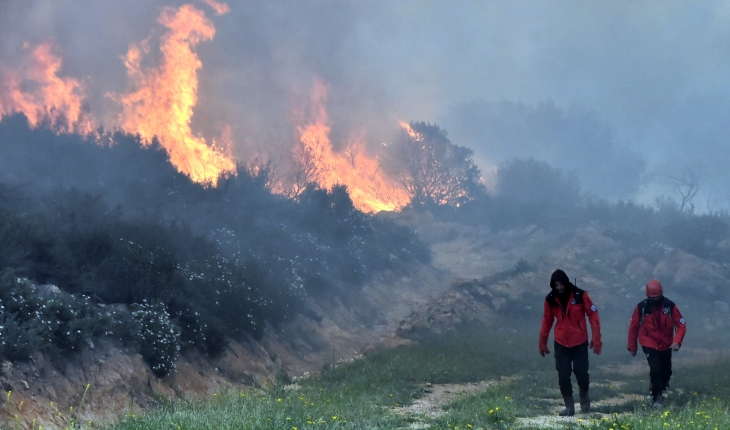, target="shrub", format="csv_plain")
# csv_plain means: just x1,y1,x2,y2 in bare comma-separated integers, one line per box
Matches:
492,158,582,230
0,313,48,361
130,301,181,377
0,271,111,360
44,294,107,352
0,118,433,366
662,214,730,260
